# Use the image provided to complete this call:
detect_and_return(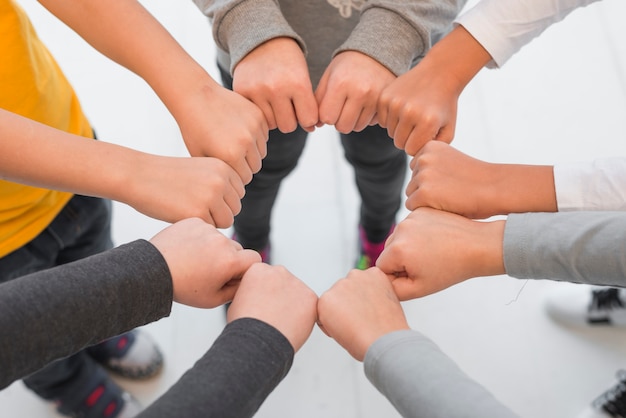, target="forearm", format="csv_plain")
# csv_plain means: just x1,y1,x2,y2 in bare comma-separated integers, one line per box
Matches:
411,25,492,98
504,212,626,288
37,0,220,120
140,318,294,418
0,108,155,204
365,330,518,418
487,163,557,215
0,240,173,389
